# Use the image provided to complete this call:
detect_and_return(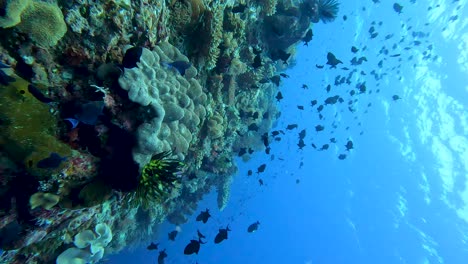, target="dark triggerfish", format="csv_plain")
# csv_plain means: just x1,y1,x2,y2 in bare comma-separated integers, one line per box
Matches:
158,249,167,264
184,238,205,255
36,153,66,169
147,242,159,250
196,209,211,224
214,225,231,244
247,221,260,233
326,52,343,68
168,230,178,241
